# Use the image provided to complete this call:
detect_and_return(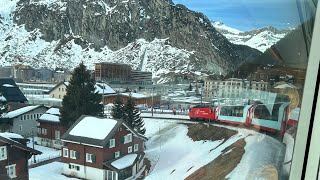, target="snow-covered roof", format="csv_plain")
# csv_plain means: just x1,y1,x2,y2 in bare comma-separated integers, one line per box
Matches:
111,154,138,170
2,84,14,87
274,83,297,89
120,92,149,99
95,83,116,94
39,113,60,122
0,95,7,102
46,108,60,115
0,132,23,139
69,117,118,140
3,105,40,118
